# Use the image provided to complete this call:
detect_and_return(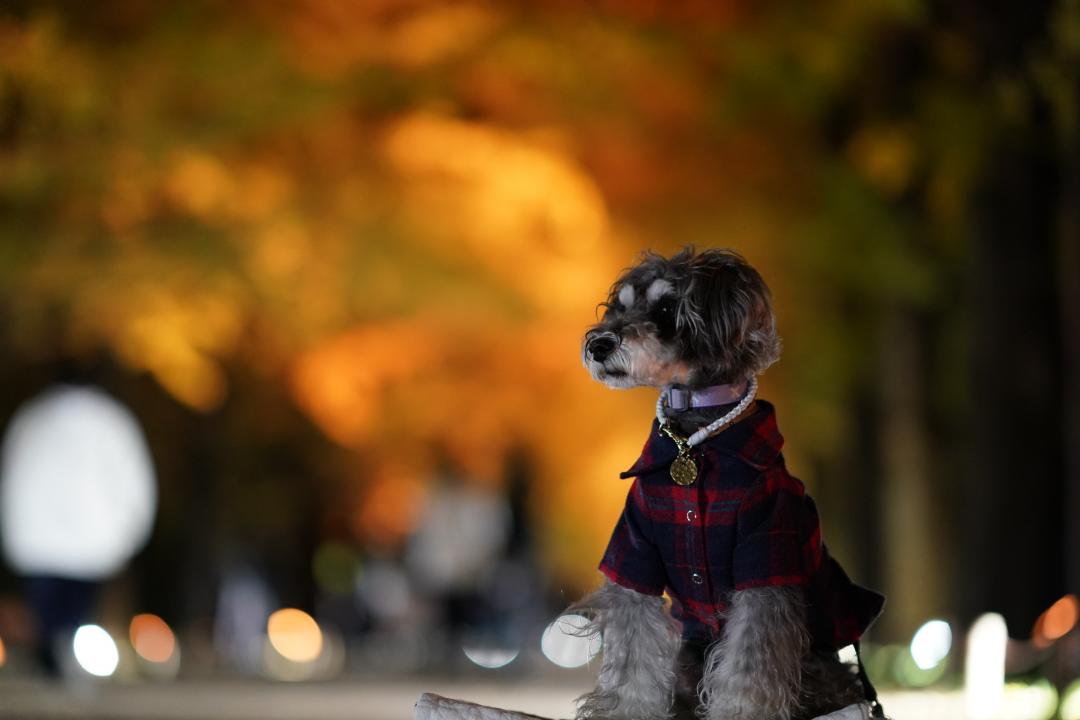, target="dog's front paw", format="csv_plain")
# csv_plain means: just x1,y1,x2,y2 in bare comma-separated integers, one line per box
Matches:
698,695,752,720
576,688,671,720
699,688,790,720
575,689,618,719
